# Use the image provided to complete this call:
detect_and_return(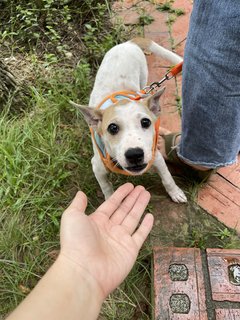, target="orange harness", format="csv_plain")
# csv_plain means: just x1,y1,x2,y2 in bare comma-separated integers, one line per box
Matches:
90,90,160,175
